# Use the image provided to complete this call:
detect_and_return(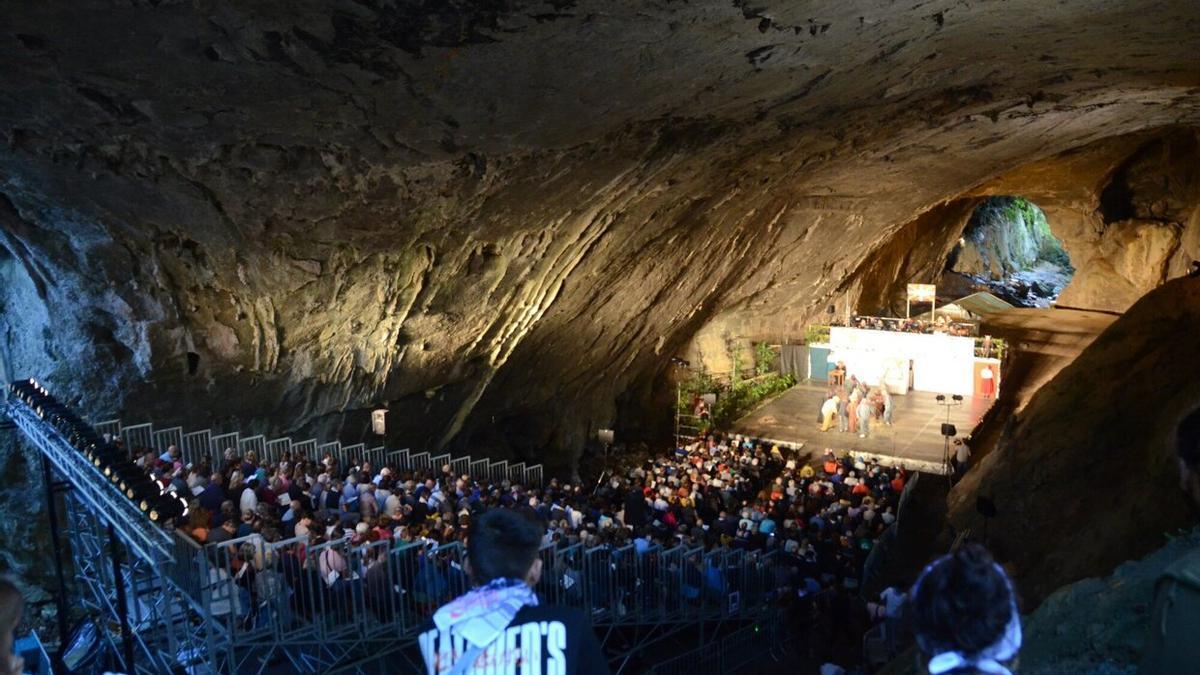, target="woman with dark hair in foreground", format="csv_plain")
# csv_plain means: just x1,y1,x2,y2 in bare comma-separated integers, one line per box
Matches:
909,544,1022,674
